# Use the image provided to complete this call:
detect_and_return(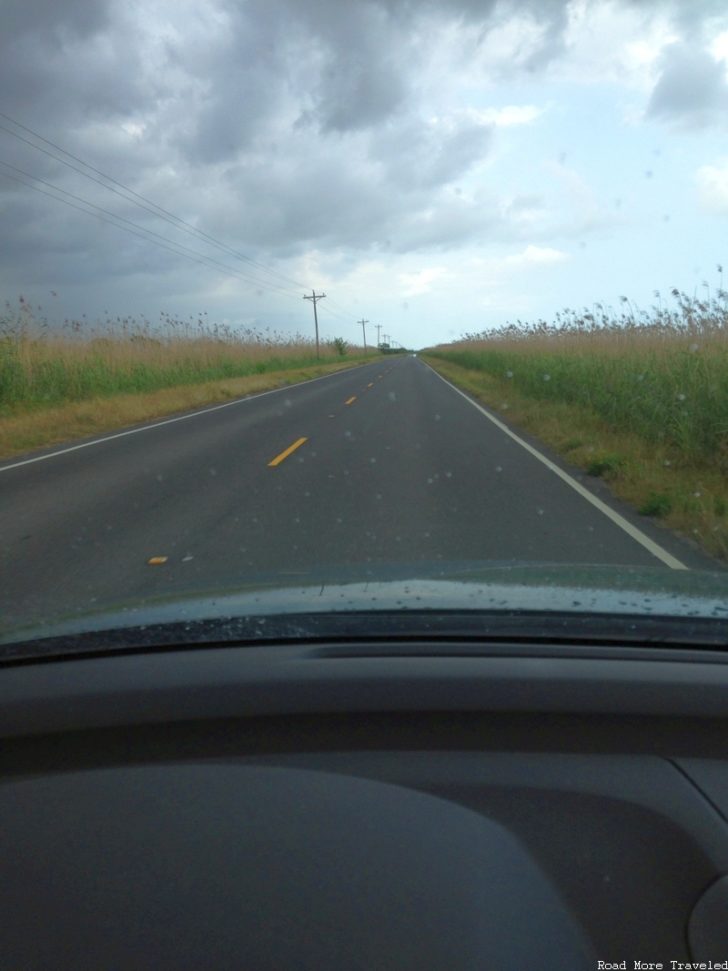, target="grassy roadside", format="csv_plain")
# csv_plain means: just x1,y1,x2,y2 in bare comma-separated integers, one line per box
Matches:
0,357,368,461
0,301,373,459
423,355,728,562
